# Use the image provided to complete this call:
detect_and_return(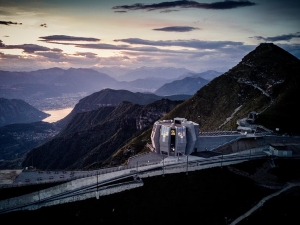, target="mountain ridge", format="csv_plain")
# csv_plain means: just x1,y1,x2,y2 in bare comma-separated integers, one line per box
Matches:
22,98,183,170
163,43,300,133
